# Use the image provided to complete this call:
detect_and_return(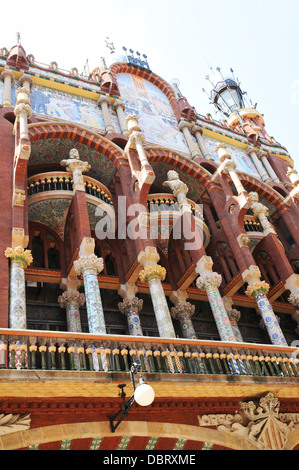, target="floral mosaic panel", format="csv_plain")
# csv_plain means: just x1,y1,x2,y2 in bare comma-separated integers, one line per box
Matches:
30,138,116,187
28,197,72,240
